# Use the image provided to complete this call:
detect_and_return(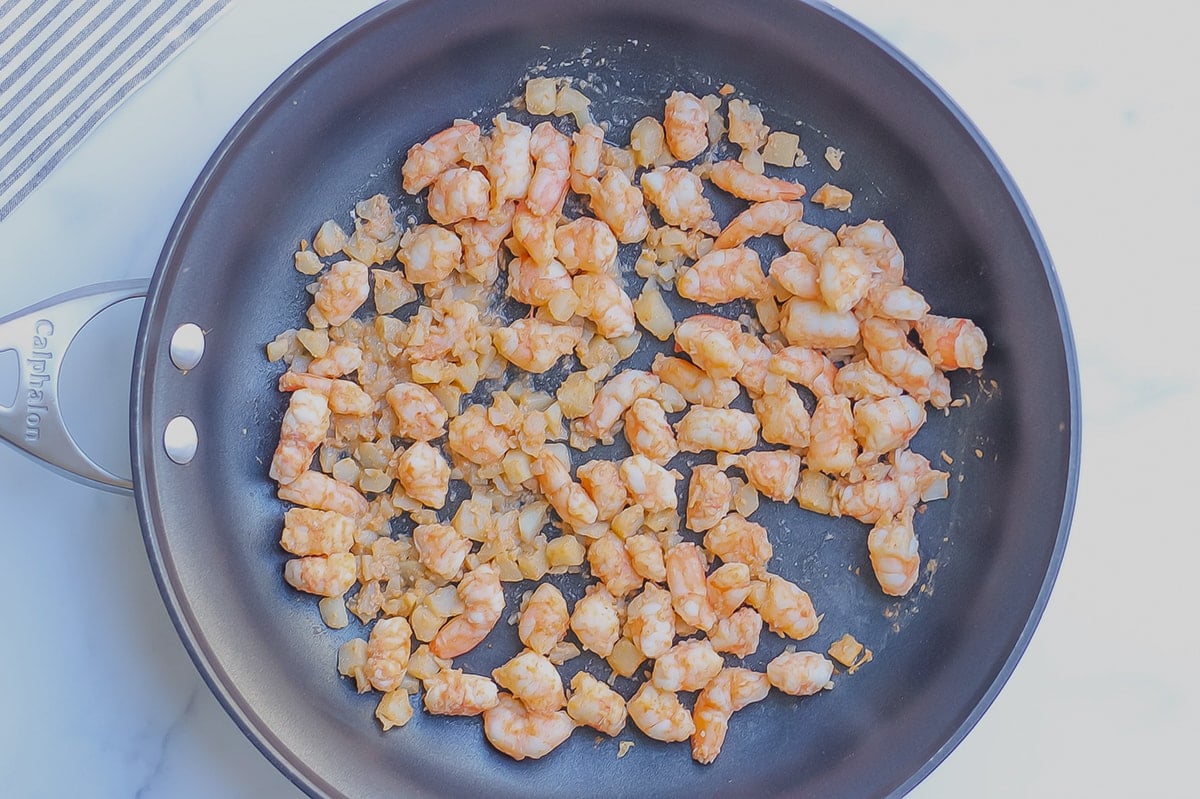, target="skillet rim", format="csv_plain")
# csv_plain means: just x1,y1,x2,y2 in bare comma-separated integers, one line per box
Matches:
130,1,1081,796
